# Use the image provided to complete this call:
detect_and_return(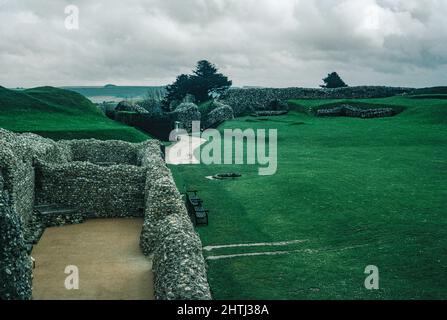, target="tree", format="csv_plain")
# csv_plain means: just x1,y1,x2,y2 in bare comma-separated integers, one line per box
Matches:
162,60,232,110
320,72,348,89
162,74,193,111
189,60,232,103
